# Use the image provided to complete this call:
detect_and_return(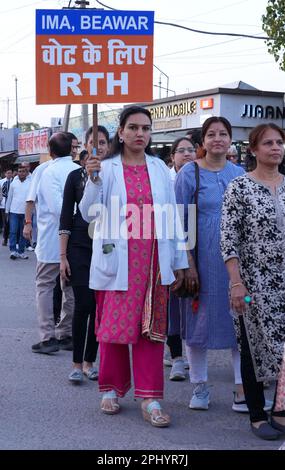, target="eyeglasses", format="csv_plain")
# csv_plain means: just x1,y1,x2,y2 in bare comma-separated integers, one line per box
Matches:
175,147,195,154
